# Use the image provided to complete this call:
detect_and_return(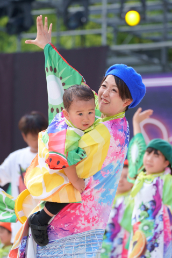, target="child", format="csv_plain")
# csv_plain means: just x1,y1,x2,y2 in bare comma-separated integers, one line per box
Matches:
101,108,153,258
101,160,133,258
0,111,48,243
28,84,100,246
122,108,172,258
0,222,12,258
